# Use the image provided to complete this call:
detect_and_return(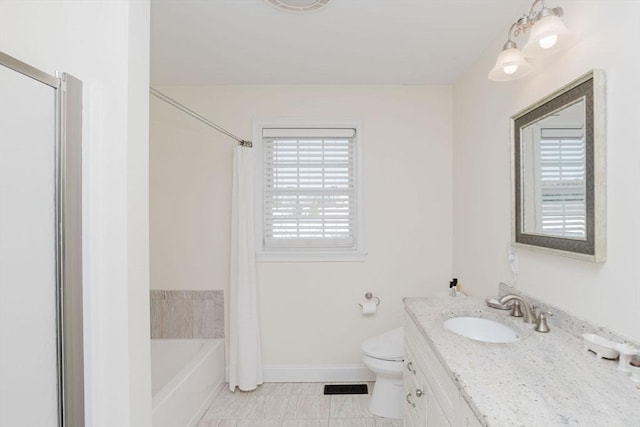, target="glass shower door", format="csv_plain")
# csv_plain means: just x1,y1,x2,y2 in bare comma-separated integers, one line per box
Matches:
0,62,60,426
